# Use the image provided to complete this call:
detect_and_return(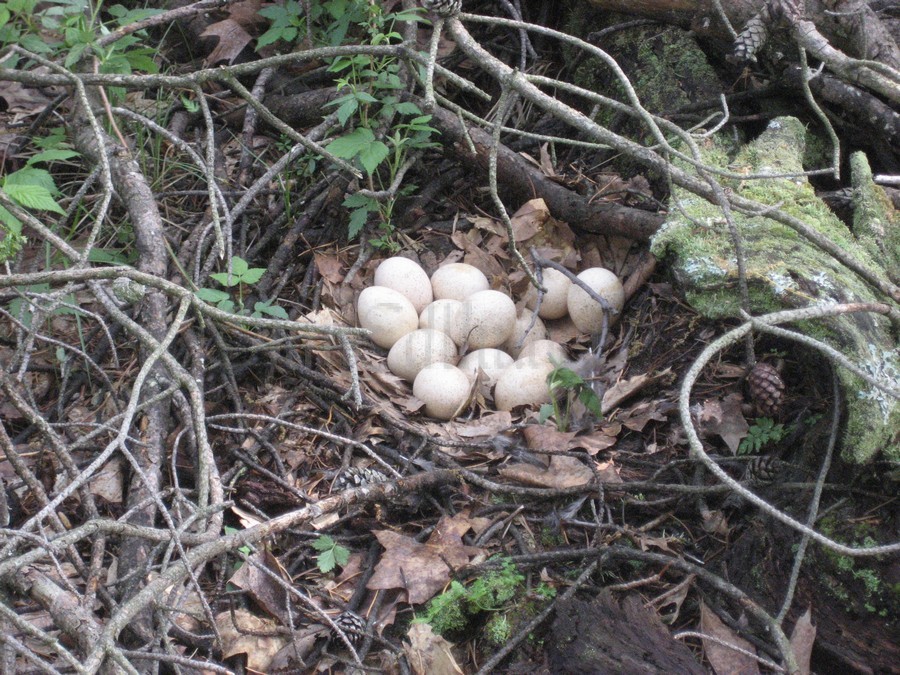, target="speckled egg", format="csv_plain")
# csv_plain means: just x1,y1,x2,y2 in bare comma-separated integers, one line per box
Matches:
356,286,419,349
373,256,433,313
430,263,489,301
413,363,472,420
524,267,572,319
494,357,555,411
419,299,463,335
386,328,458,382
454,290,517,349
566,267,624,334
502,308,548,358
457,348,514,382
